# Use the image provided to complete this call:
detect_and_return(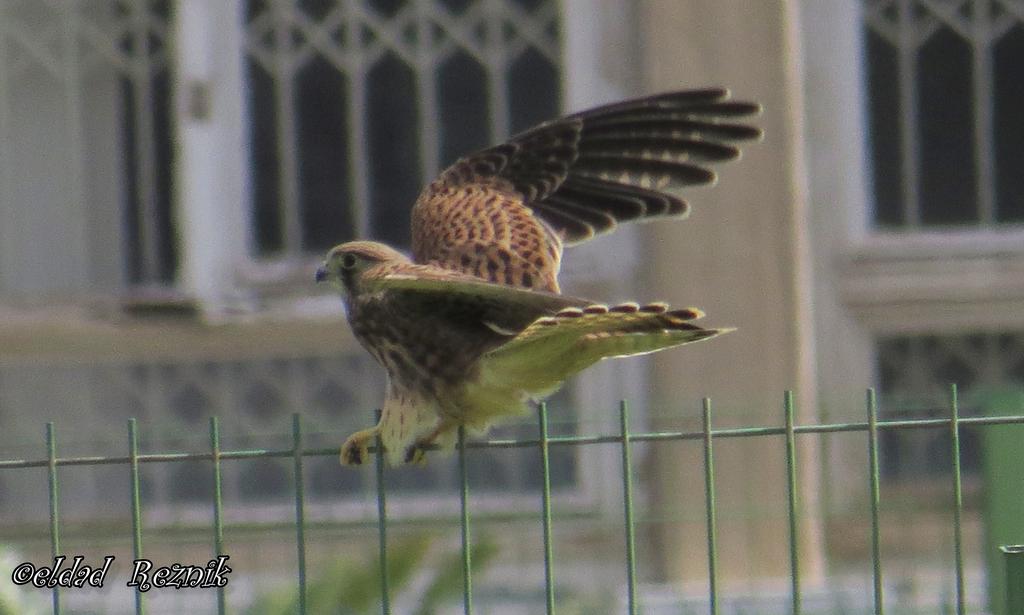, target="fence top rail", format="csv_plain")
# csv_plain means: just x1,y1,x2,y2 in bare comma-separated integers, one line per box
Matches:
2,411,1023,471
